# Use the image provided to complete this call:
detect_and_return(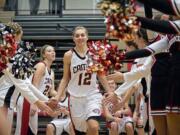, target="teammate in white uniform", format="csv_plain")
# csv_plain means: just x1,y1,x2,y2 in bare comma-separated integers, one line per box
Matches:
46,90,75,135
56,26,111,135
102,80,134,135
15,45,57,135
